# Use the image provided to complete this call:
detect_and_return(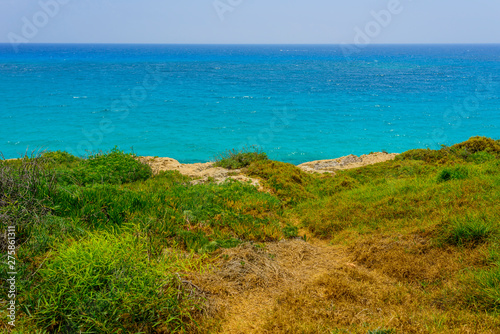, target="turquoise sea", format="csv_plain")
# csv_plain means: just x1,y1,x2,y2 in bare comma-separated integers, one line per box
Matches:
0,44,499,164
